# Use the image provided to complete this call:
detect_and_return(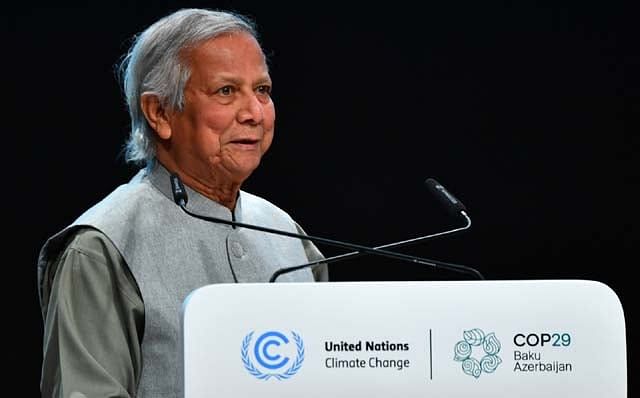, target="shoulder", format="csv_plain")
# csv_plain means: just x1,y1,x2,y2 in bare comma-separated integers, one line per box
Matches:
38,227,138,318
62,228,123,264
74,170,168,226
41,227,125,284
239,191,297,225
